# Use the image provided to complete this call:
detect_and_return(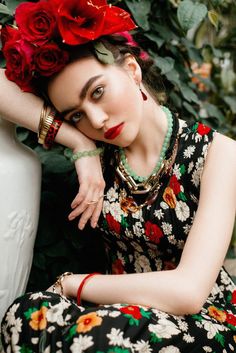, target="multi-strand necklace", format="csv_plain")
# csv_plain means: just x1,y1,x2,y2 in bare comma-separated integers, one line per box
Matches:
118,106,173,183
116,106,178,212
